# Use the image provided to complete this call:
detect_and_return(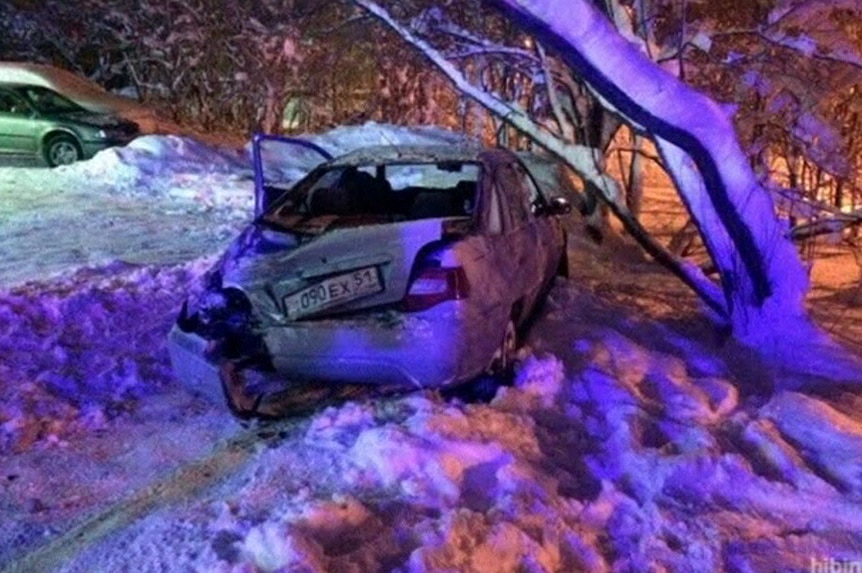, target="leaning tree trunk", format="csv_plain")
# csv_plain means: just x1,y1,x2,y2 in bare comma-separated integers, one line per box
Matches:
355,0,726,316
492,0,810,345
